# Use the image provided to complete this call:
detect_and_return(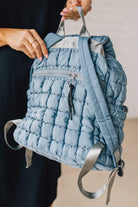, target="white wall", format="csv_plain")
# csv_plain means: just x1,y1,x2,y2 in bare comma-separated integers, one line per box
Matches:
65,0,138,119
